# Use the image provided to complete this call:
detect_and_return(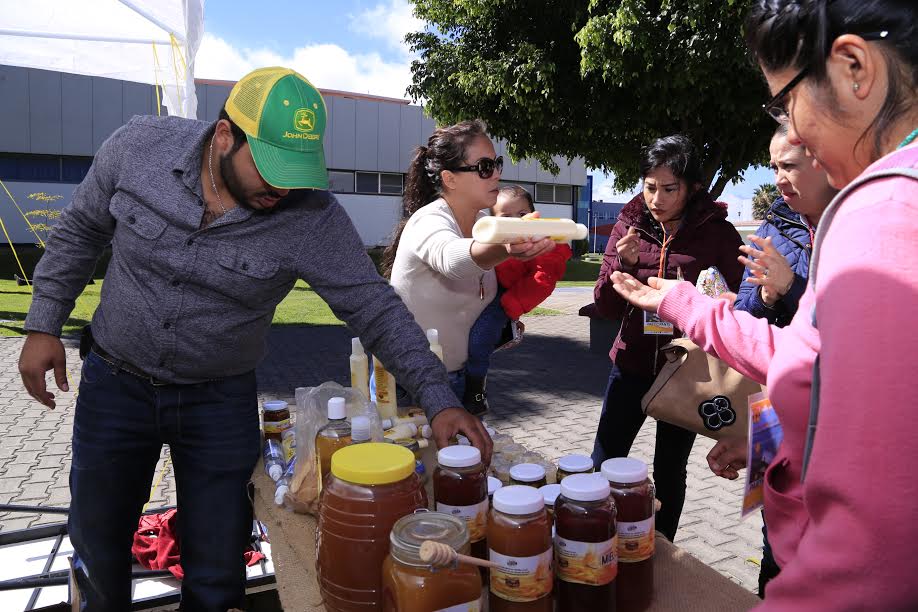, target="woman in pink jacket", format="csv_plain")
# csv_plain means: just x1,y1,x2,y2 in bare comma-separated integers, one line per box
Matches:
611,1,918,609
